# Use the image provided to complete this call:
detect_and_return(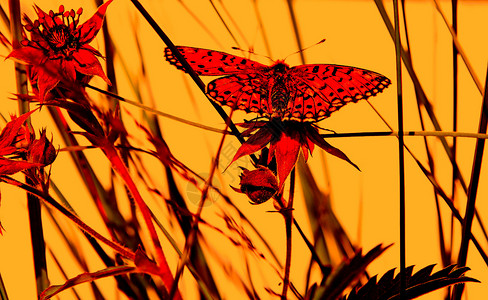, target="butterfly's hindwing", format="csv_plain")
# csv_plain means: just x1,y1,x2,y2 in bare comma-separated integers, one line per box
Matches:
207,74,273,115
